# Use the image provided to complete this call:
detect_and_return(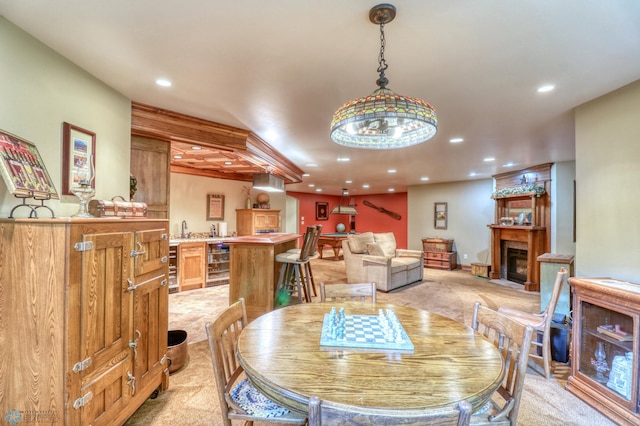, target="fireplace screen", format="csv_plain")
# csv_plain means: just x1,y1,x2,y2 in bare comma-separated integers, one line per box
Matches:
507,248,528,284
